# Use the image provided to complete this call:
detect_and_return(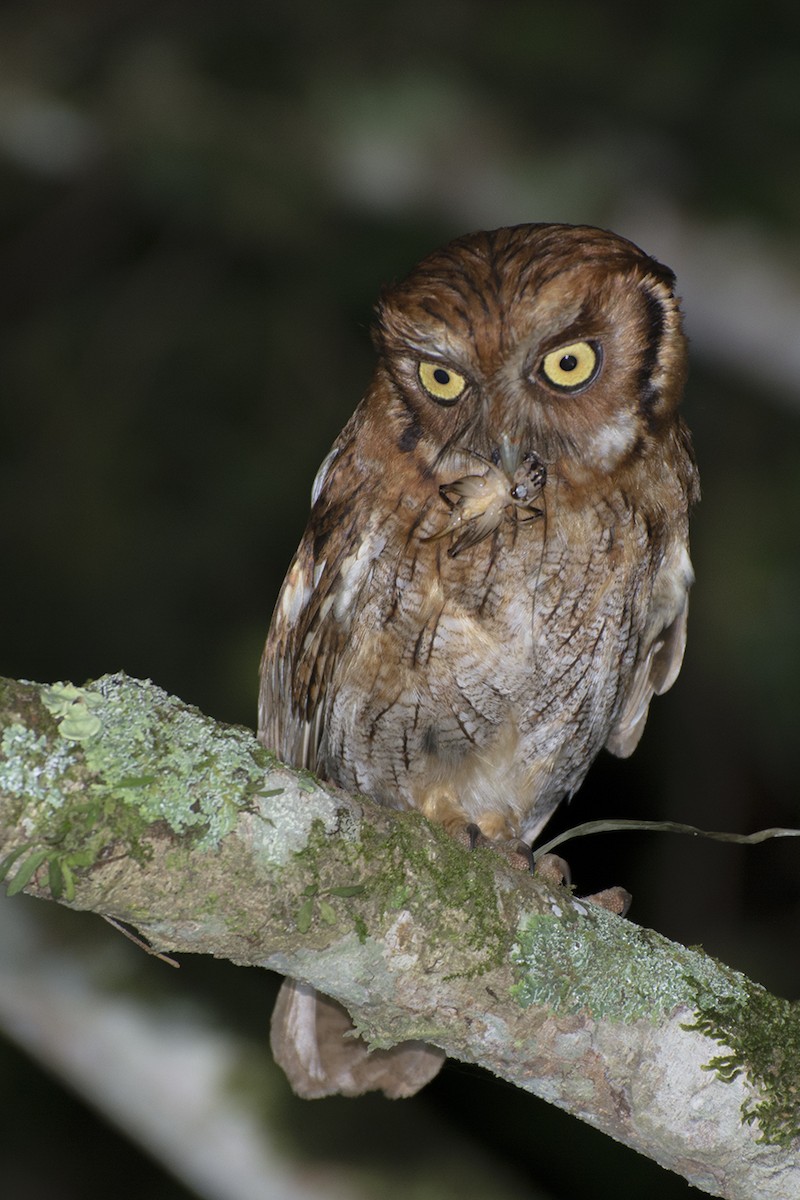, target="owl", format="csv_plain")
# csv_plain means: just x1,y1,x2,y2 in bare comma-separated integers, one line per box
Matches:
259,223,699,1099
